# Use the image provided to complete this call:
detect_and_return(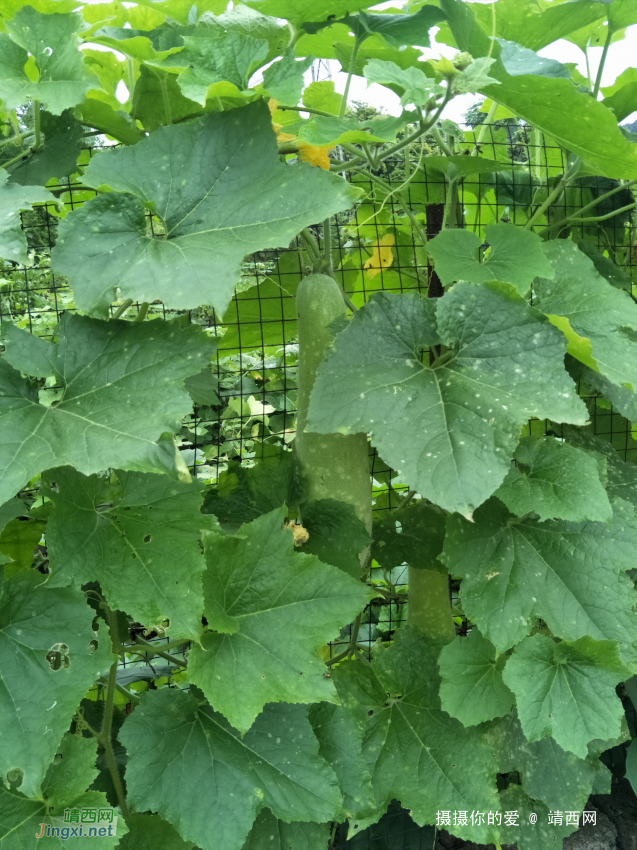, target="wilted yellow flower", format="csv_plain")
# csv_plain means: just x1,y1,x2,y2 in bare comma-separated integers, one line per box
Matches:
364,233,395,278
